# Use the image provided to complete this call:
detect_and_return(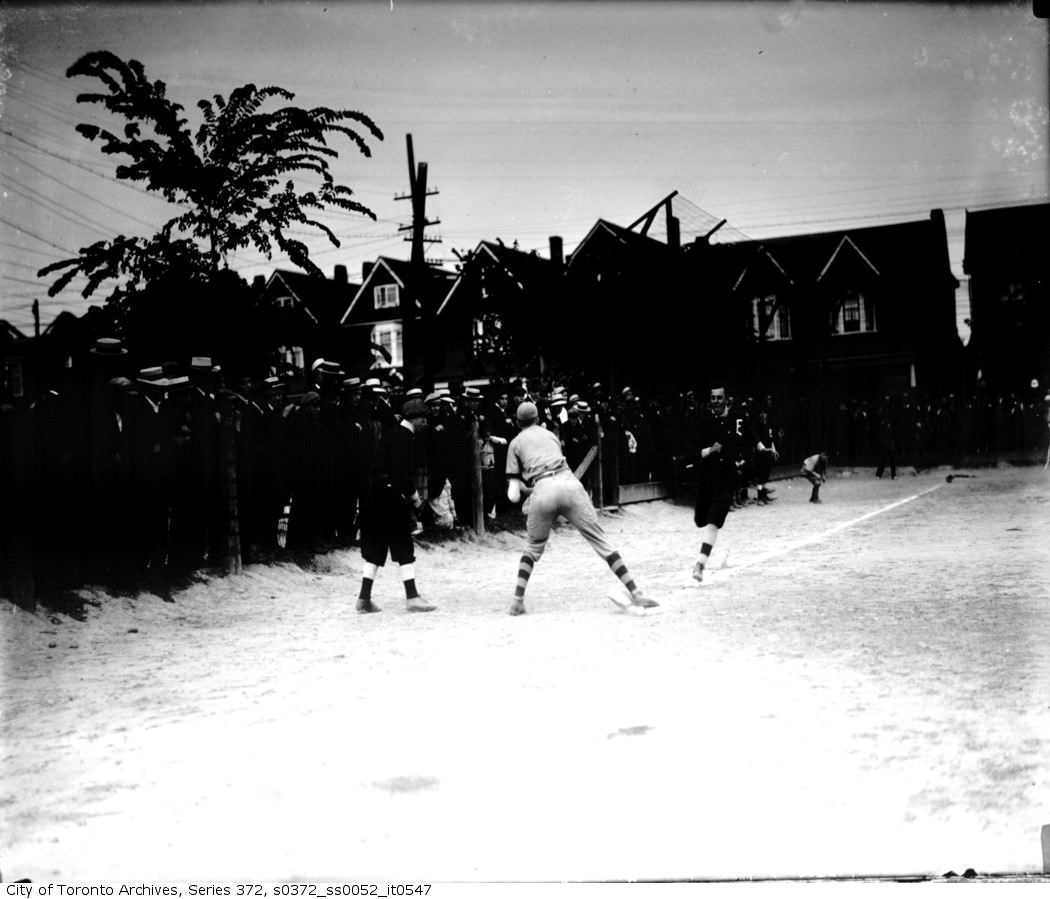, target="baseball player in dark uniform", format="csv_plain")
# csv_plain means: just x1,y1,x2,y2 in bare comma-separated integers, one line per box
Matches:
692,383,747,584
355,398,435,613
505,401,658,615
